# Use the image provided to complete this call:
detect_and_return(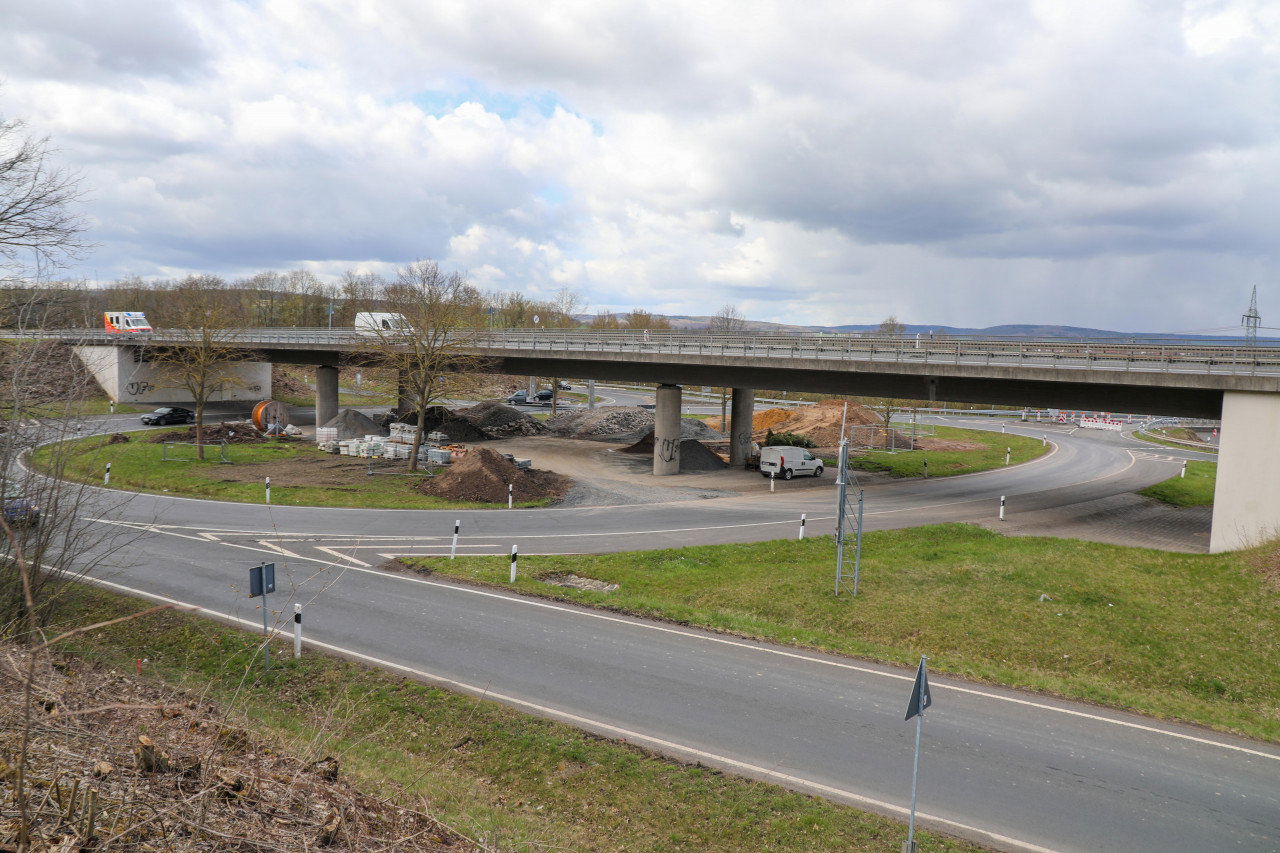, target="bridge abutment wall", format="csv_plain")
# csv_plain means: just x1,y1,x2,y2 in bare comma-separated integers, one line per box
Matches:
73,345,271,405
1210,391,1280,552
